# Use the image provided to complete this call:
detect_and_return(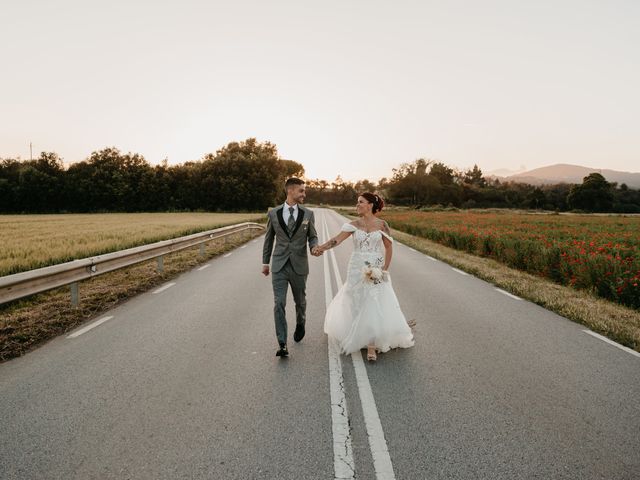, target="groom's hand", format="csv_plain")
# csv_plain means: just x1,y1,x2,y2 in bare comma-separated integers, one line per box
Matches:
262,265,270,276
